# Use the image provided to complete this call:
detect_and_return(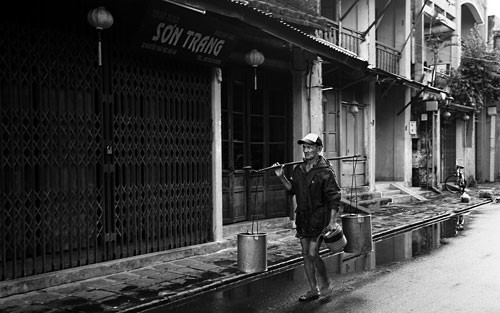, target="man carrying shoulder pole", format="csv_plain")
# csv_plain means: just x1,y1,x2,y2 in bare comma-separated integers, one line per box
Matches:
273,133,342,301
